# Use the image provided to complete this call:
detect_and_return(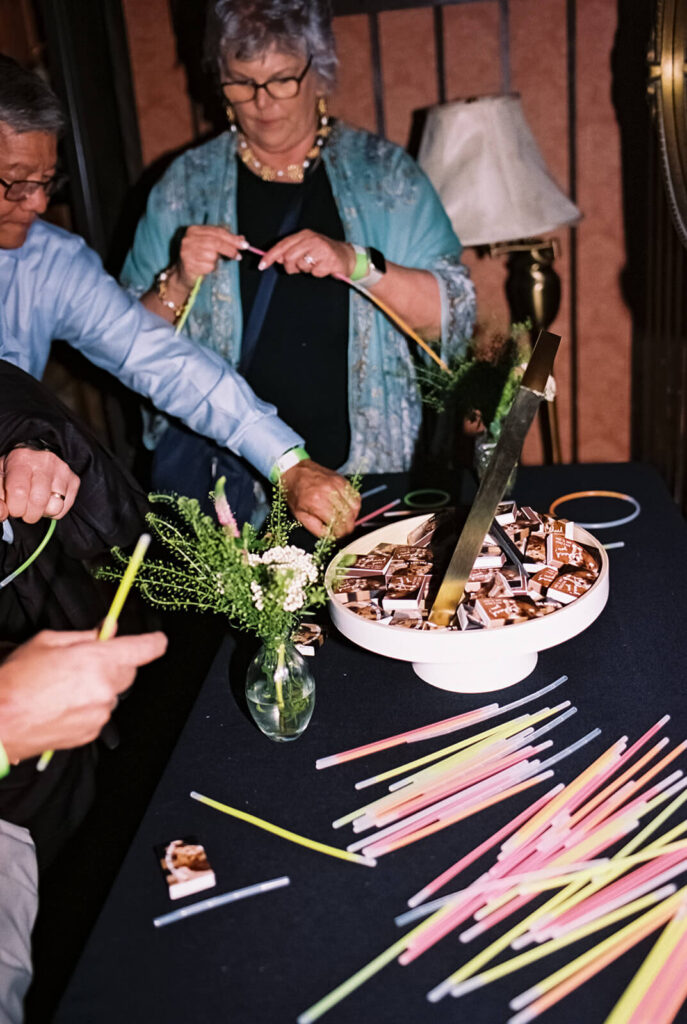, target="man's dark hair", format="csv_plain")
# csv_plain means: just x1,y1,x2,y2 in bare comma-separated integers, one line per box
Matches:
0,54,64,134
